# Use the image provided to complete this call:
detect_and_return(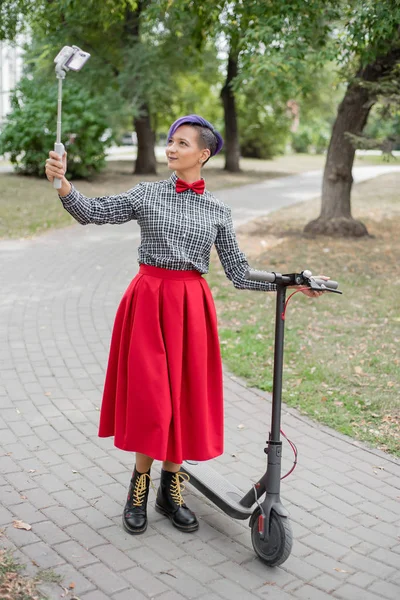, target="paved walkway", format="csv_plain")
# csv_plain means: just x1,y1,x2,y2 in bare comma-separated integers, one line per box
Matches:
0,171,399,600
